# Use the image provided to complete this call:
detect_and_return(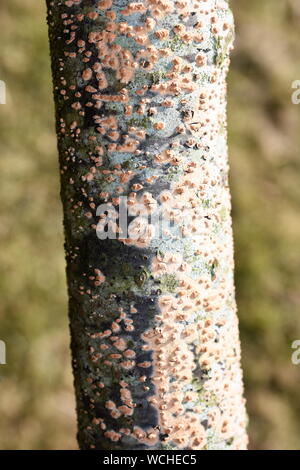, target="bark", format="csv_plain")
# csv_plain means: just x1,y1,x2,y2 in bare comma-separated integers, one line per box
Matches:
46,0,248,450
